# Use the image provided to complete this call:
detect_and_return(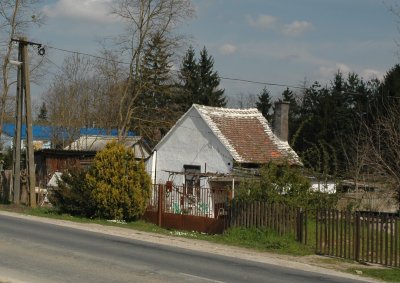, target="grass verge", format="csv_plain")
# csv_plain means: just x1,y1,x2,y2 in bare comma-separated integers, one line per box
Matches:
347,267,400,282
